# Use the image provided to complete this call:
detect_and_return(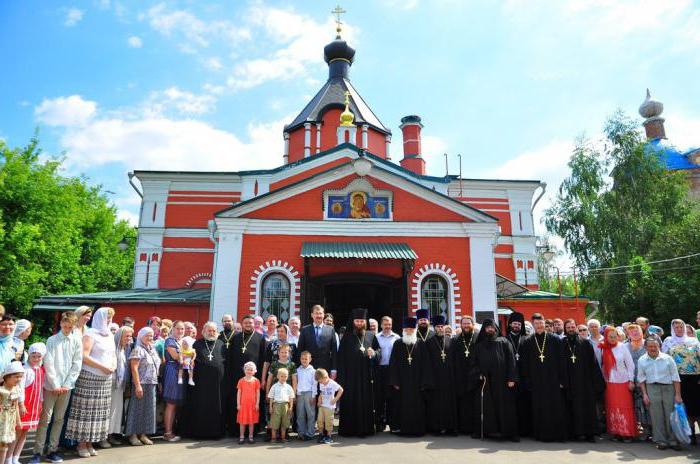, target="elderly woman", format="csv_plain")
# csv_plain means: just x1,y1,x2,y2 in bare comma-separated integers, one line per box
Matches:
12,320,32,362
625,323,650,439
599,325,636,442
102,326,134,448
65,307,117,458
662,319,700,444
162,321,186,442
182,321,226,440
125,327,161,446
